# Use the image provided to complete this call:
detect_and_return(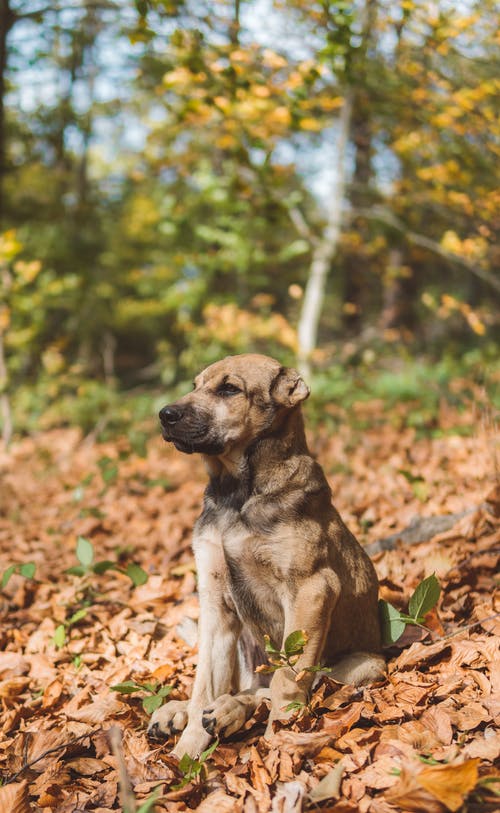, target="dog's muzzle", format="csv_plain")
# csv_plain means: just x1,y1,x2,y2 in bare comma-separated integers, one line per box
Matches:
158,404,225,455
